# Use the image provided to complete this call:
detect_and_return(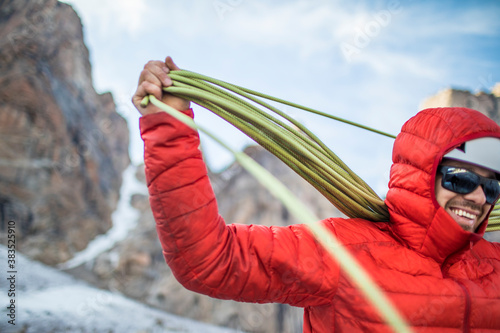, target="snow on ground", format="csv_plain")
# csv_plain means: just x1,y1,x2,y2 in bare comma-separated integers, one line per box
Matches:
58,164,148,270
0,245,245,333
